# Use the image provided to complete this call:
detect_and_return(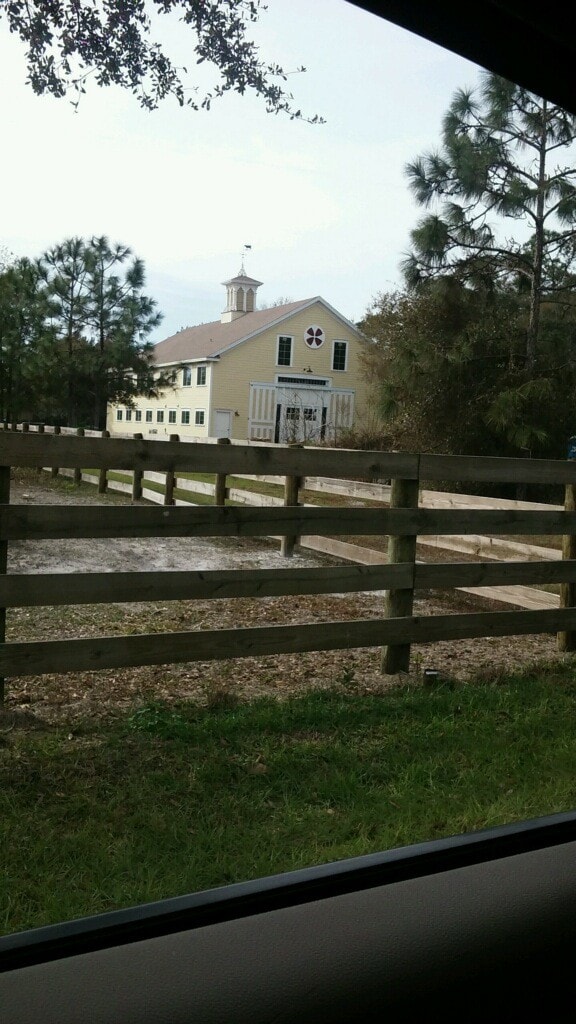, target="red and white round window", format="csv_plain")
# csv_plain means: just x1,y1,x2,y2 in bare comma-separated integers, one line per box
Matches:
304,325,324,348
